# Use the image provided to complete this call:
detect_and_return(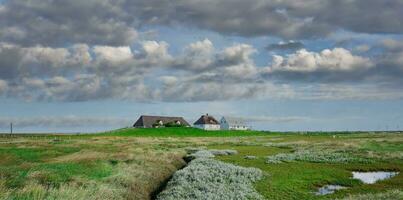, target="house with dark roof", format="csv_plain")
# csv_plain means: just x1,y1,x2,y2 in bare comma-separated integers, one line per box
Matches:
133,115,190,128
220,116,250,130
193,114,220,130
